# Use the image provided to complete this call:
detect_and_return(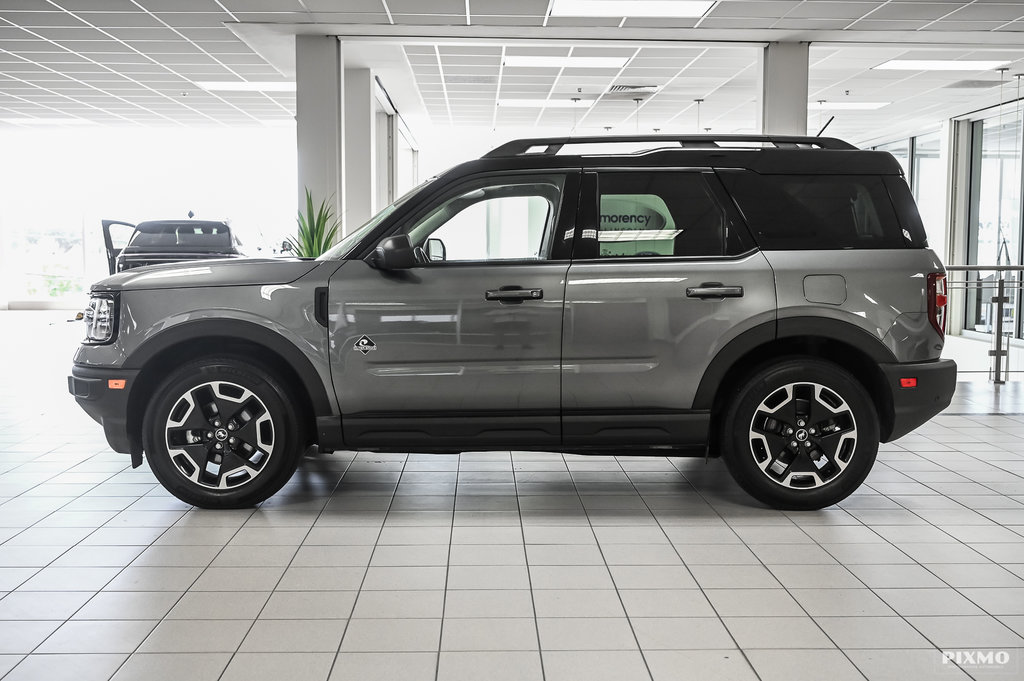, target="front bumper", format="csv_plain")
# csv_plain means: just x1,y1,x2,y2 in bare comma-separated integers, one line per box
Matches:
68,364,141,461
880,358,957,441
